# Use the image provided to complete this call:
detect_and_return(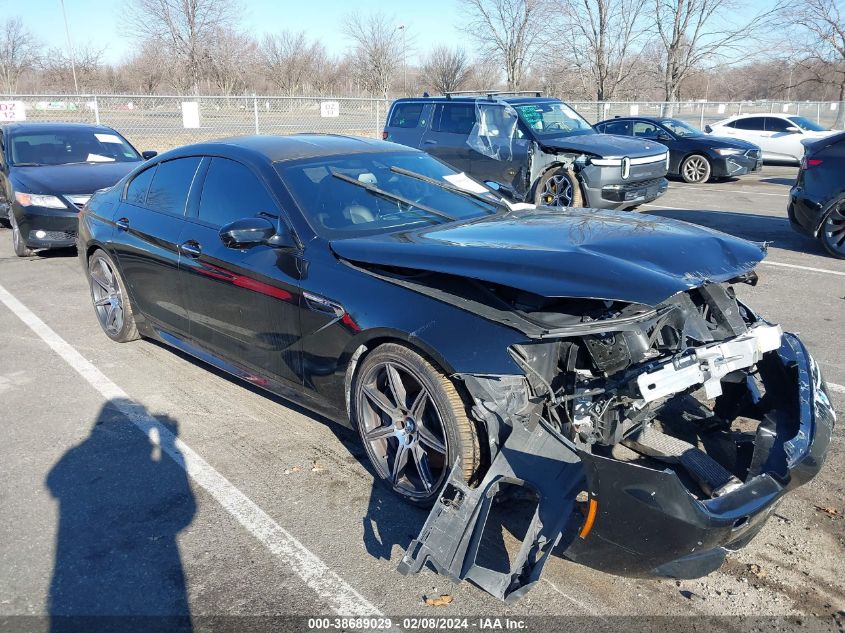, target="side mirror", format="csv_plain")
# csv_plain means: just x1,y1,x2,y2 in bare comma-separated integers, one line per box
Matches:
483,180,516,199
142,150,158,160
656,132,672,142
704,125,713,134
785,126,801,134
219,216,277,249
